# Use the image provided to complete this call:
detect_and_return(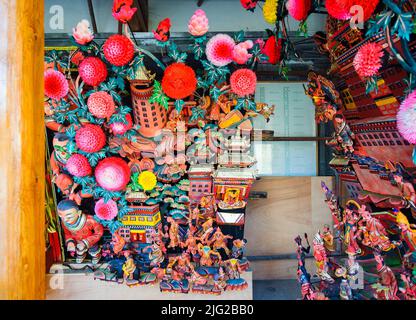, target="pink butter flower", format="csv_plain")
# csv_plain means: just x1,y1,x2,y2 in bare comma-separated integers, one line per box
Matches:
232,40,254,64
188,9,209,37
205,33,236,67
95,198,119,220
72,19,94,45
